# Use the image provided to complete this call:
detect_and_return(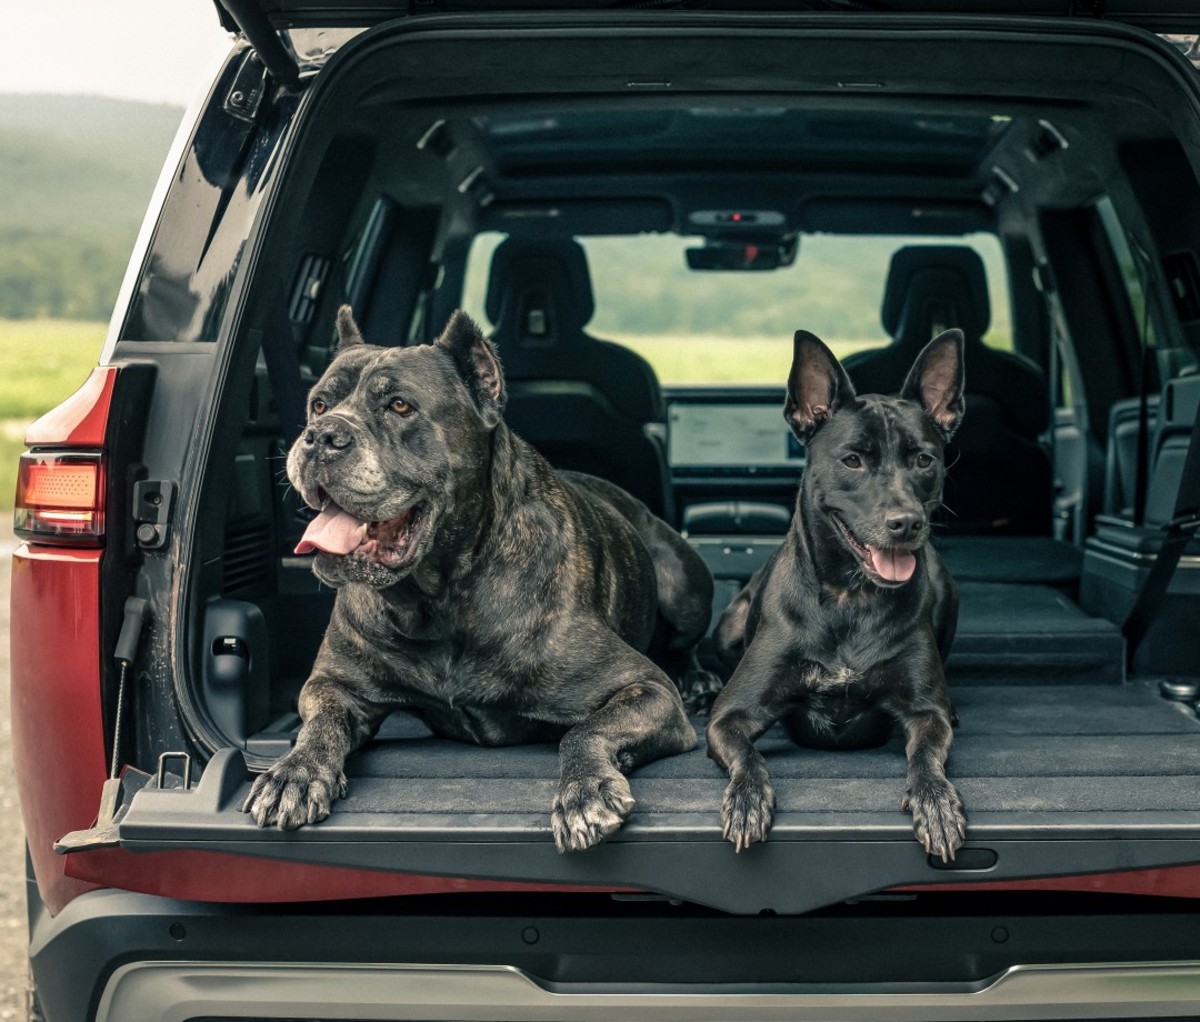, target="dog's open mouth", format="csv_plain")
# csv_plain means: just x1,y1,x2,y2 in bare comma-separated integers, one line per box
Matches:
295,498,427,569
831,514,917,586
